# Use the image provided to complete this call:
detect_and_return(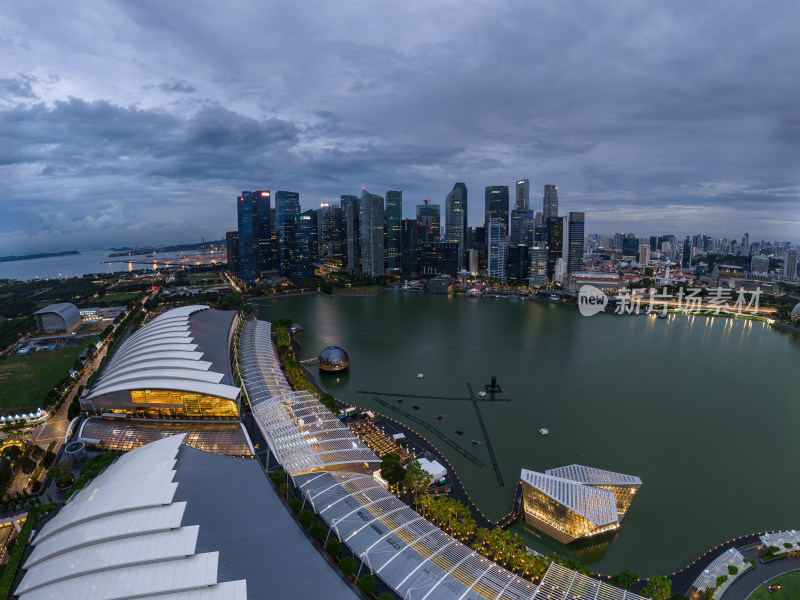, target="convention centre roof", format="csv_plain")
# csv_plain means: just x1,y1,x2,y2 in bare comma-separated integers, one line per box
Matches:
545,465,642,488
521,469,618,527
